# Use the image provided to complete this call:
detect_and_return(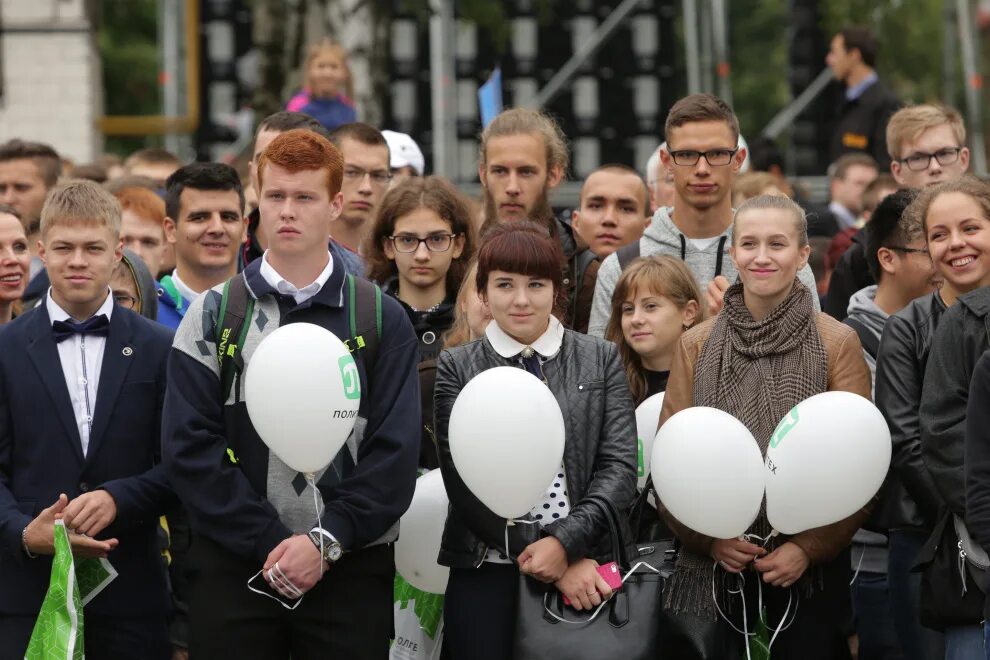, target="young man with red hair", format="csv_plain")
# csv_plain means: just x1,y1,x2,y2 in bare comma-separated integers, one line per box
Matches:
162,130,420,658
